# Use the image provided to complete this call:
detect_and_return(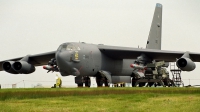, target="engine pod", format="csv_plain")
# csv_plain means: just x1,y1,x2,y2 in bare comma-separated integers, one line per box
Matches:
13,61,35,74
176,58,196,71
2,61,18,74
